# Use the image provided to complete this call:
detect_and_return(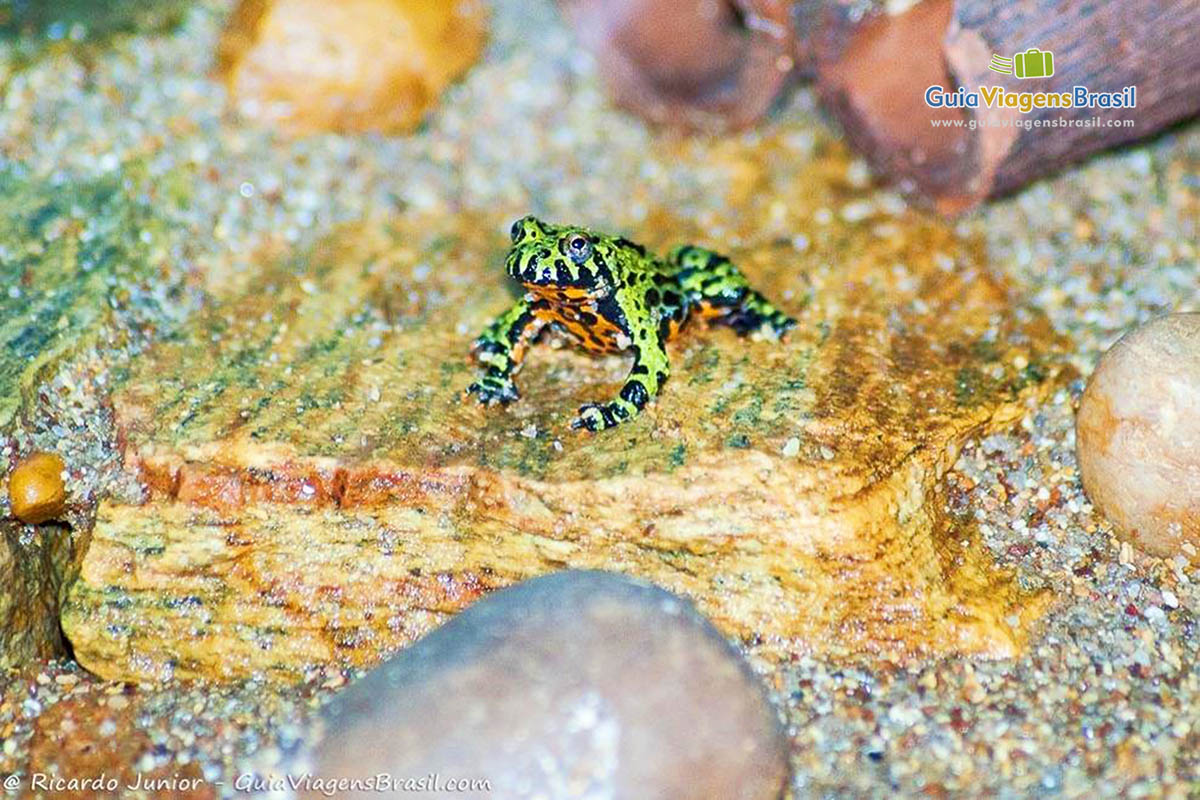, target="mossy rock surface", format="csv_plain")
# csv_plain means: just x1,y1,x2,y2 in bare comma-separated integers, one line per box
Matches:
0,0,191,73
0,168,180,430
0,167,183,666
